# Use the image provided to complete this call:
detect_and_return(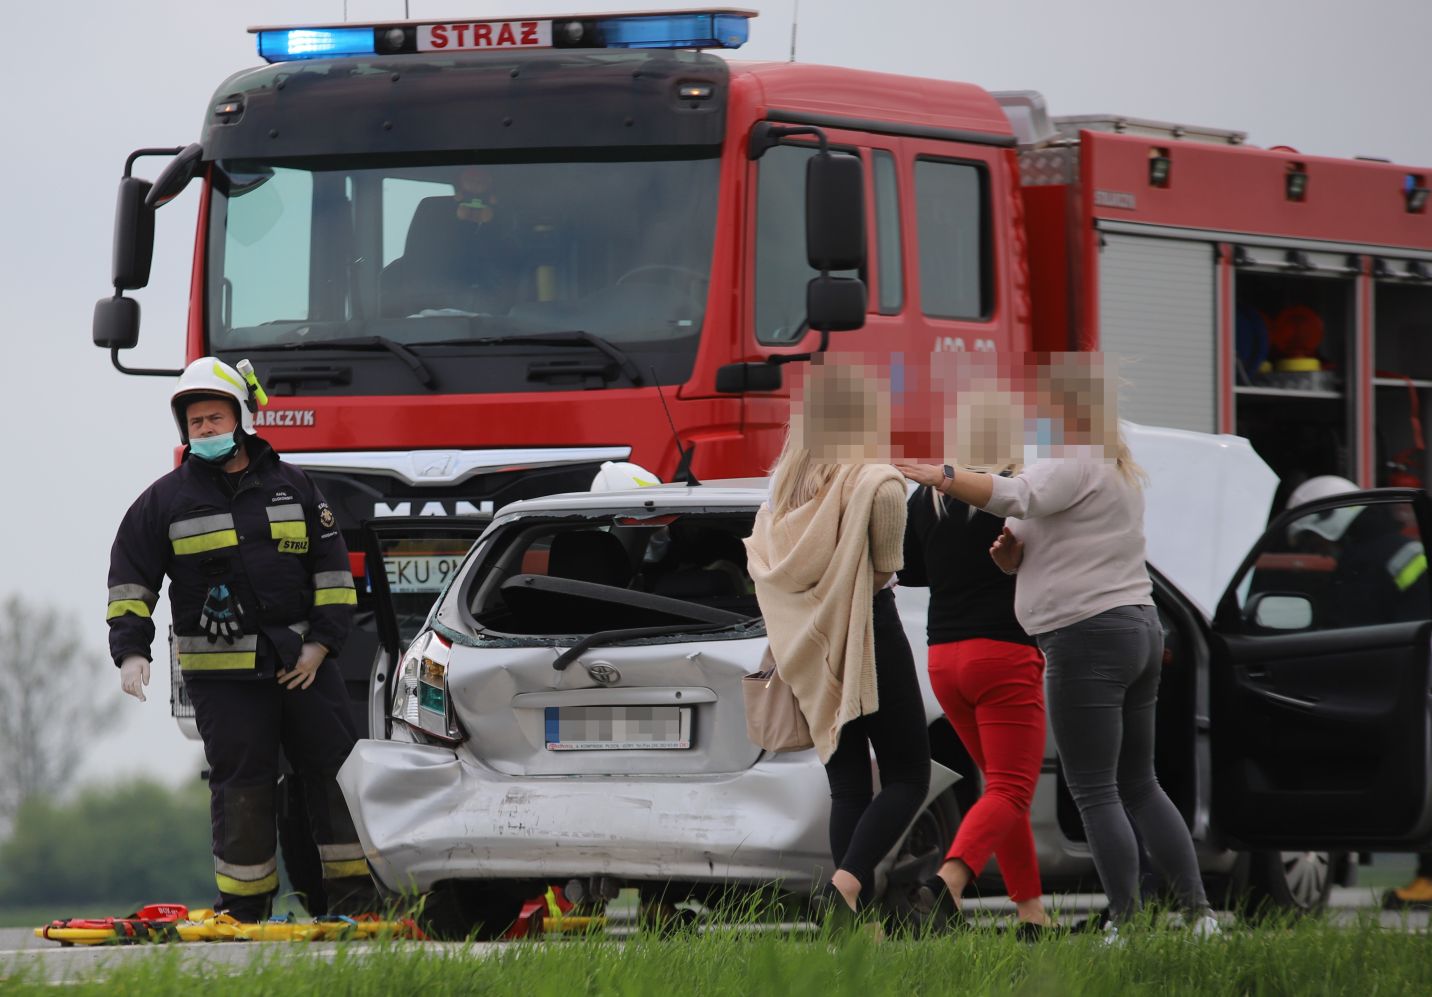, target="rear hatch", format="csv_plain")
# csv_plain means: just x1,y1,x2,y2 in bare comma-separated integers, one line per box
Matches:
386,497,769,776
